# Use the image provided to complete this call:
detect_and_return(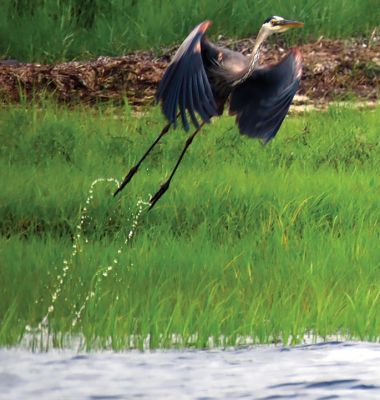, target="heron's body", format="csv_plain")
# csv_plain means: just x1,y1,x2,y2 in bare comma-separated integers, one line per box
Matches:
115,16,304,208
201,39,249,113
